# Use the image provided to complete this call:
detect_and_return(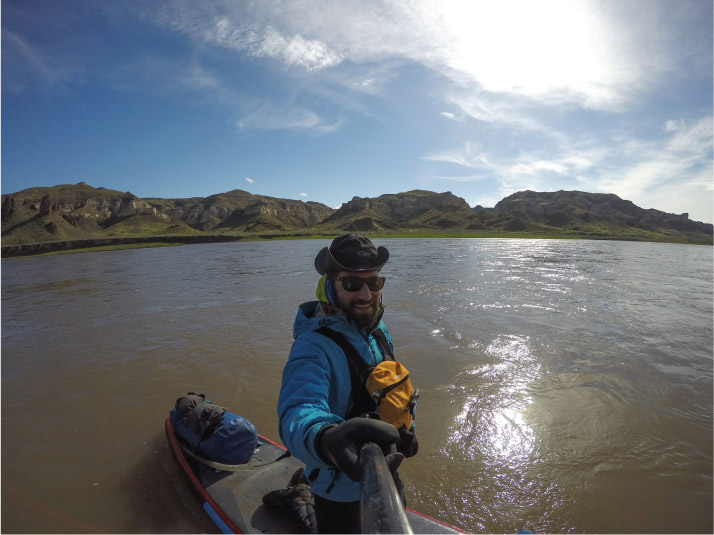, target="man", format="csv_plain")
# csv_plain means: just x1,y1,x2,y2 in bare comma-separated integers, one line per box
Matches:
277,233,418,534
